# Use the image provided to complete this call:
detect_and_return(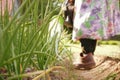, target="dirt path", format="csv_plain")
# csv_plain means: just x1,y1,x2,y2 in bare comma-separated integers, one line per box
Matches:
71,44,120,80
50,44,120,80
70,44,120,80
73,55,120,80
